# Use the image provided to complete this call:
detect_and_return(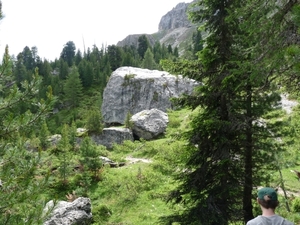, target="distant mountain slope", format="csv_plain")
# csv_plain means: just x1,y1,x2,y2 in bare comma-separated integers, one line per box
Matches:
117,1,197,54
